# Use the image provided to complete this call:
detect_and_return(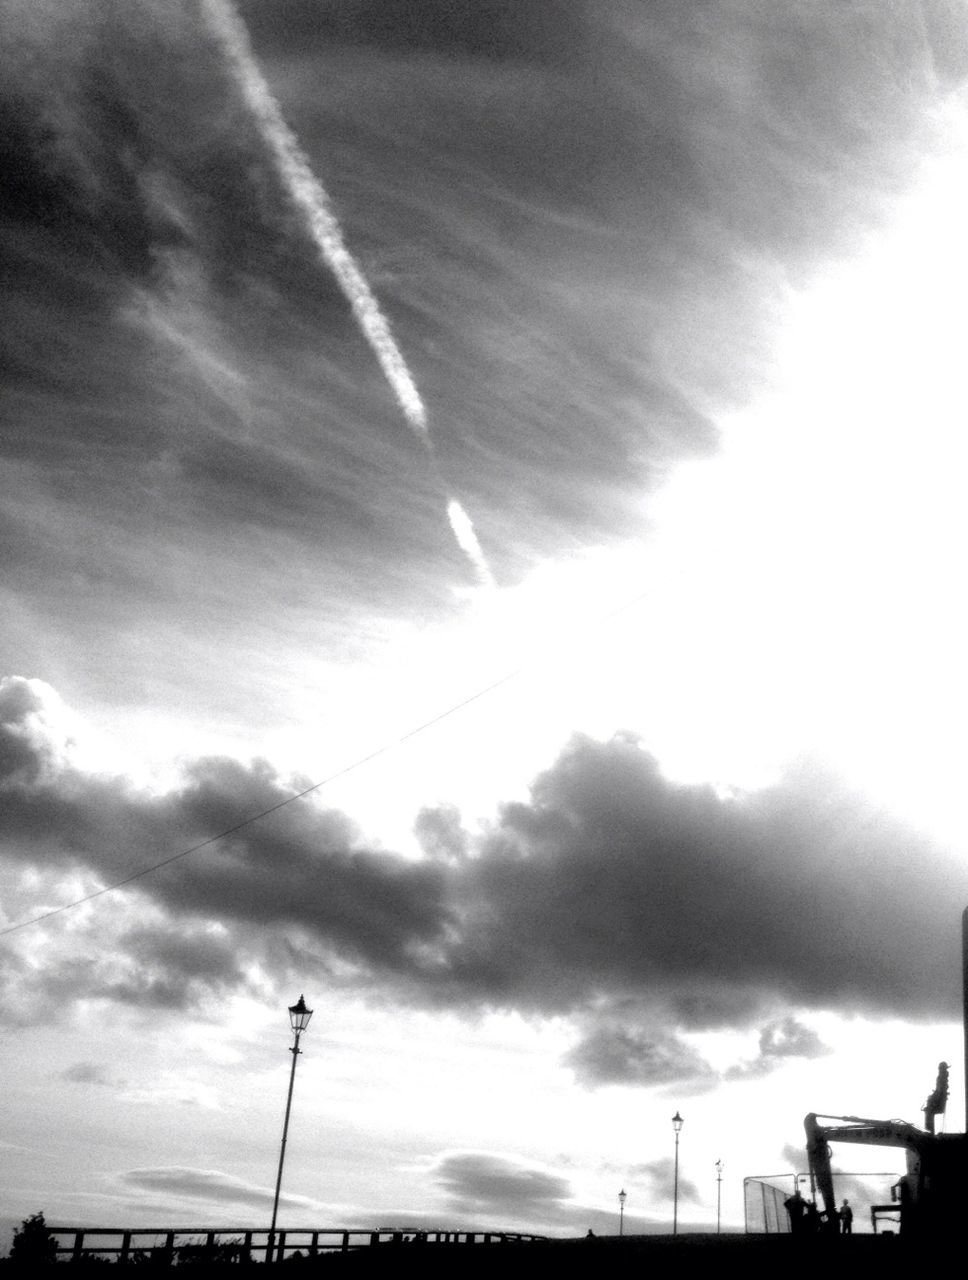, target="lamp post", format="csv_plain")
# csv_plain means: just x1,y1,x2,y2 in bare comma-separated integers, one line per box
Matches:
672,1111,684,1237
715,1159,723,1234
618,1188,626,1237
269,995,313,1262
